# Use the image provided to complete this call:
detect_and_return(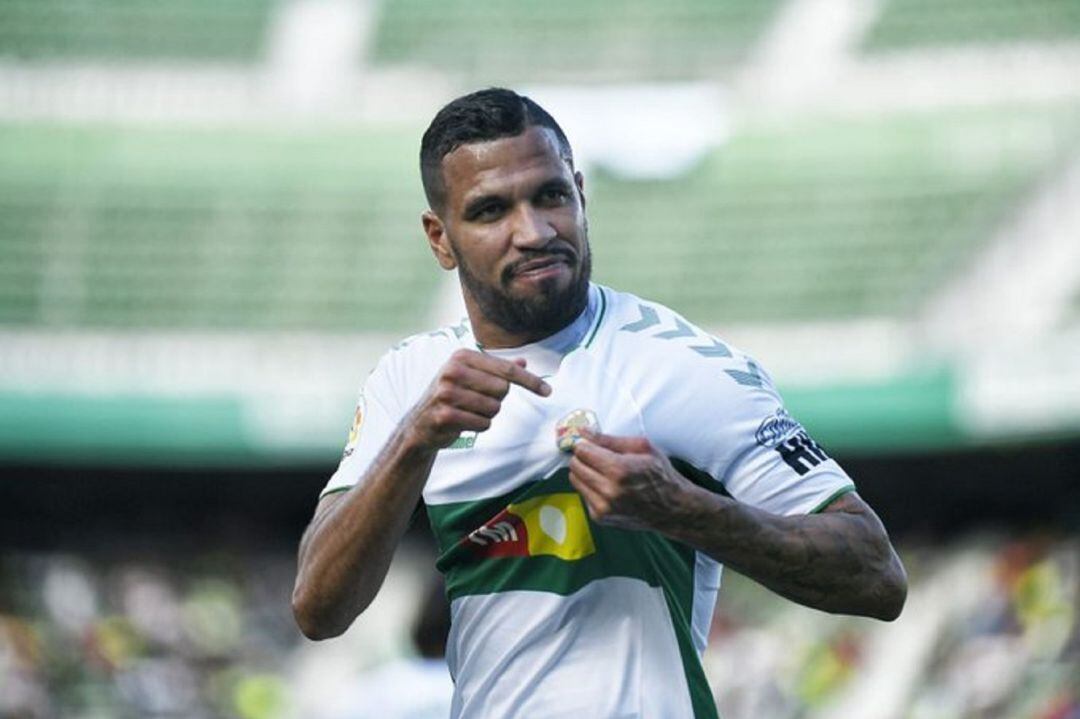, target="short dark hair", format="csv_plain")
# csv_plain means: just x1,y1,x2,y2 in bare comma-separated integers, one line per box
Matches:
420,87,574,213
